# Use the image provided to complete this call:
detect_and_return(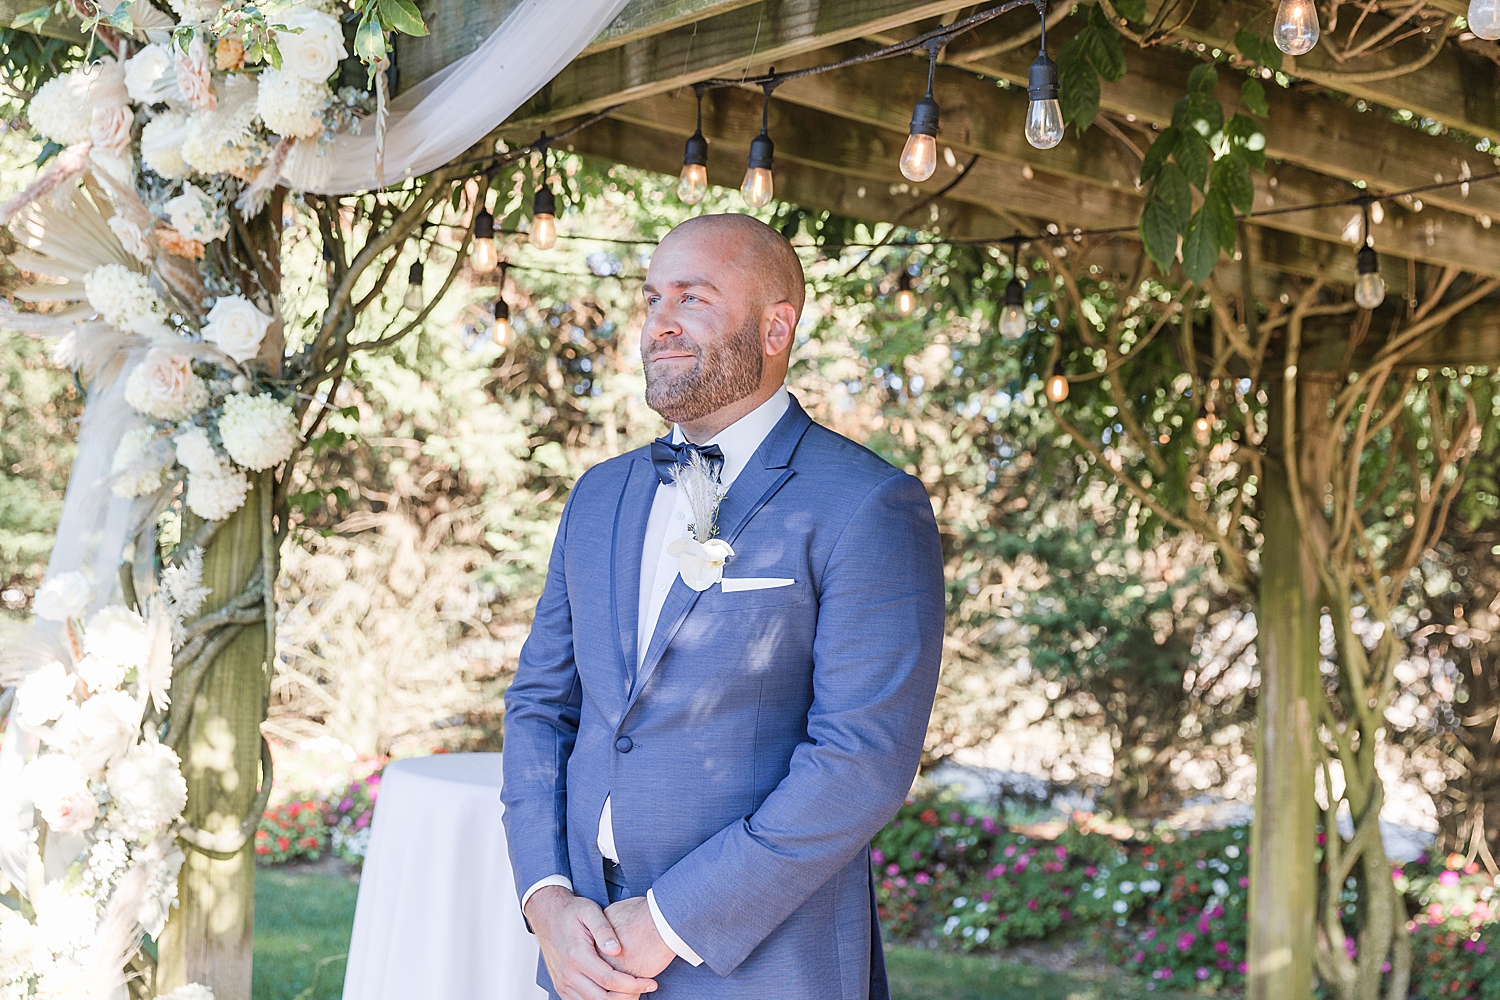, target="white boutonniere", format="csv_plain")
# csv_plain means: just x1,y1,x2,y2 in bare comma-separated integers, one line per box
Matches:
665,449,733,591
